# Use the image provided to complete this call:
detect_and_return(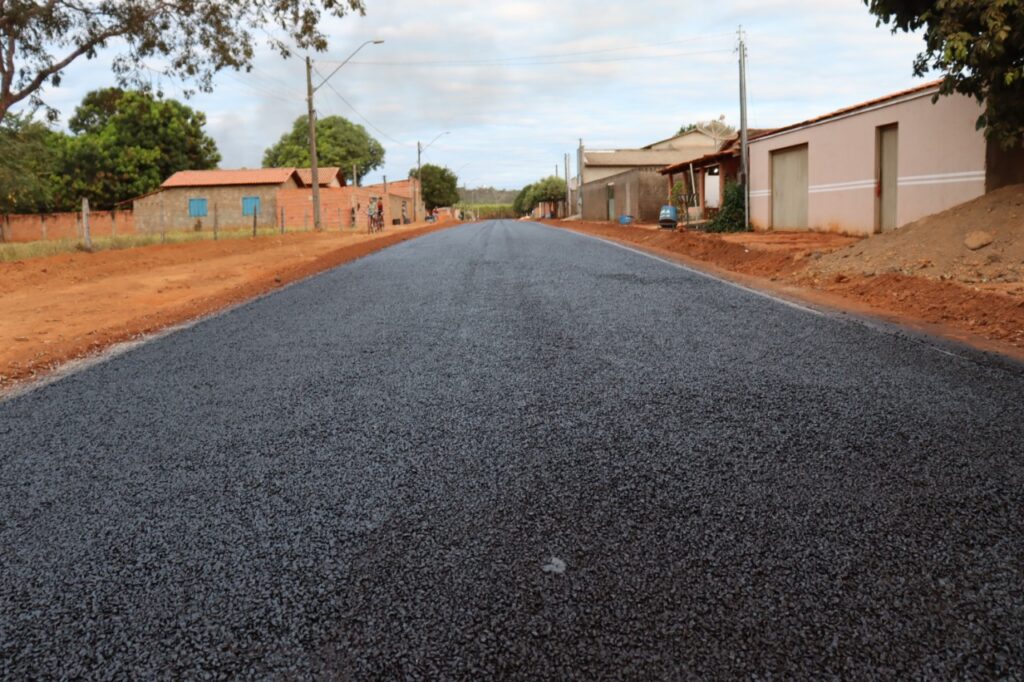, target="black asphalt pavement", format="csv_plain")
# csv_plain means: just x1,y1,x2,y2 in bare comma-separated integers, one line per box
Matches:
2,220,1023,678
